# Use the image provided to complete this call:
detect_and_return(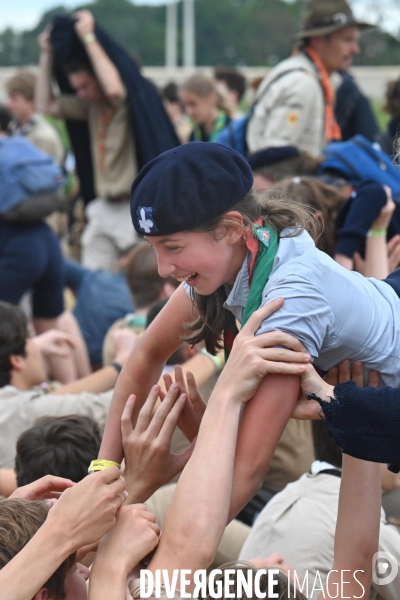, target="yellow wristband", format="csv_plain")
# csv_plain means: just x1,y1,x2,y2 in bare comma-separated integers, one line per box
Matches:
88,459,120,473
83,33,96,45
